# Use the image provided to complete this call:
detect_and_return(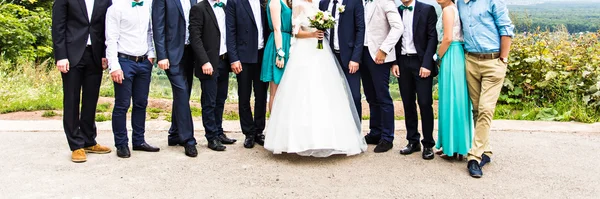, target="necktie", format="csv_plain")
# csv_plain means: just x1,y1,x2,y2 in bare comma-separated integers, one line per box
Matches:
132,1,144,7
330,0,338,50
399,5,413,11
213,2,225,8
